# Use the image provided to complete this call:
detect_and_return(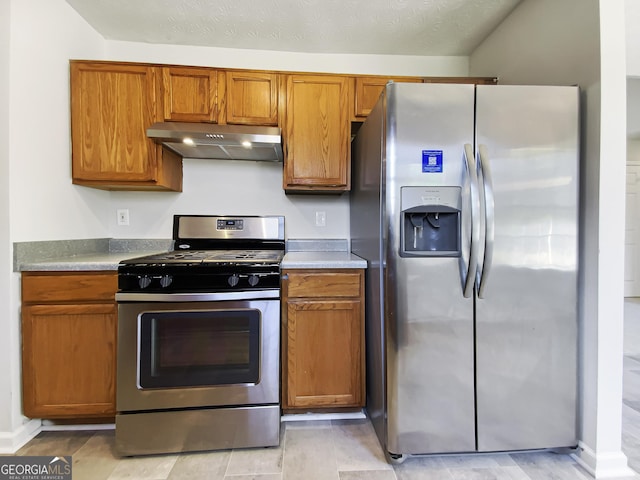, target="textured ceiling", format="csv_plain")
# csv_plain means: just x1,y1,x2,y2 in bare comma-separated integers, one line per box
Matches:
65,0,522,56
